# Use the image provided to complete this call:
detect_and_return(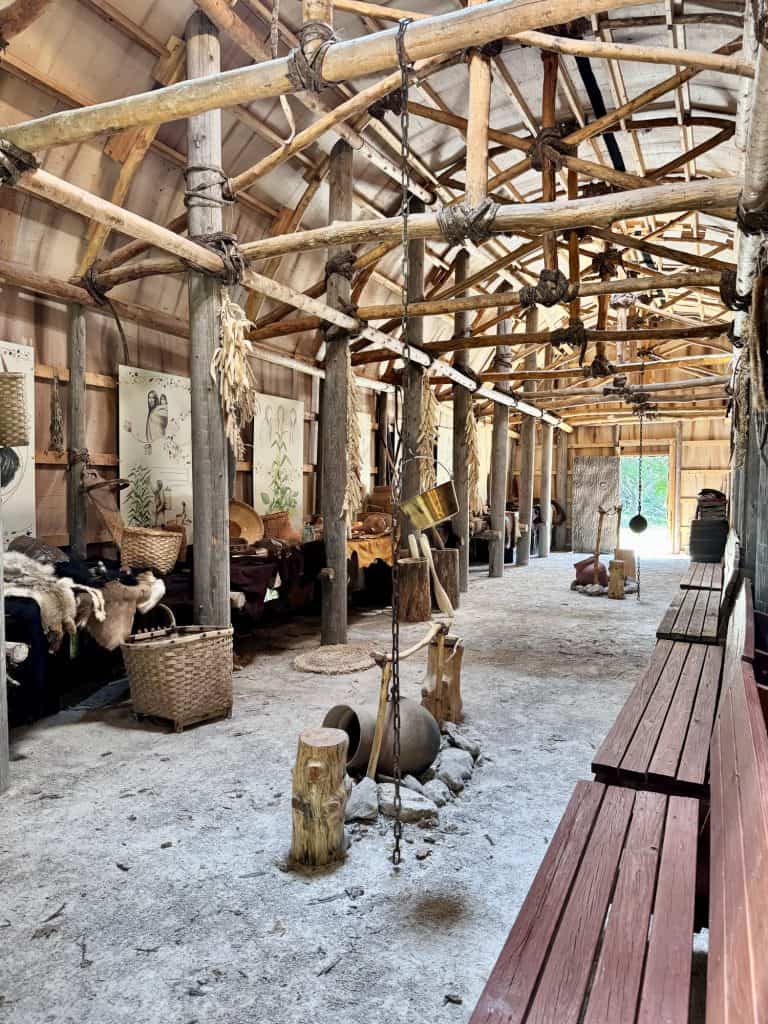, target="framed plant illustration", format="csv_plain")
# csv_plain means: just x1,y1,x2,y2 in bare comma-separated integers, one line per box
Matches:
252,393,304,531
